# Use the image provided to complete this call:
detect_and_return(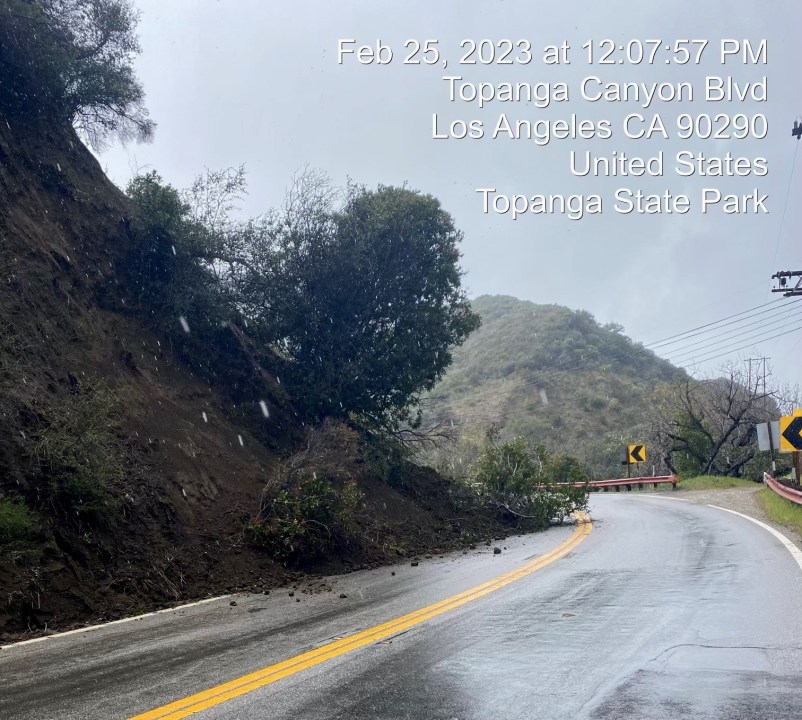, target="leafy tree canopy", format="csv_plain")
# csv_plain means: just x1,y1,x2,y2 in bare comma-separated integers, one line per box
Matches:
0,0,154,147
258,178,480,429
125,169,479,433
